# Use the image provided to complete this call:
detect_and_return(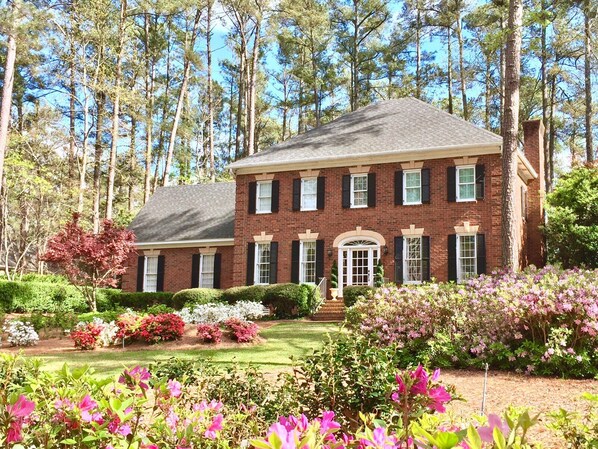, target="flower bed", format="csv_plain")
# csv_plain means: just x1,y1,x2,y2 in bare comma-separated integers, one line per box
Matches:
347,266,598,378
